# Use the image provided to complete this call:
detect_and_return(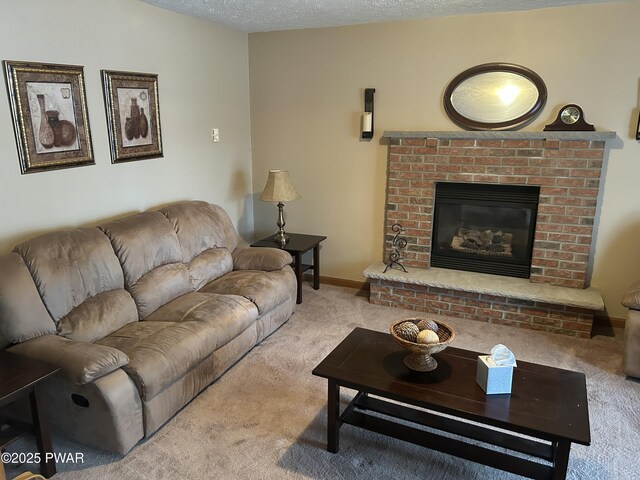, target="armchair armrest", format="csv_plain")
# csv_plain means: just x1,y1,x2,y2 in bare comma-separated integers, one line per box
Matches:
622,281,640,310
232,247,292,271
9,335,129,385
